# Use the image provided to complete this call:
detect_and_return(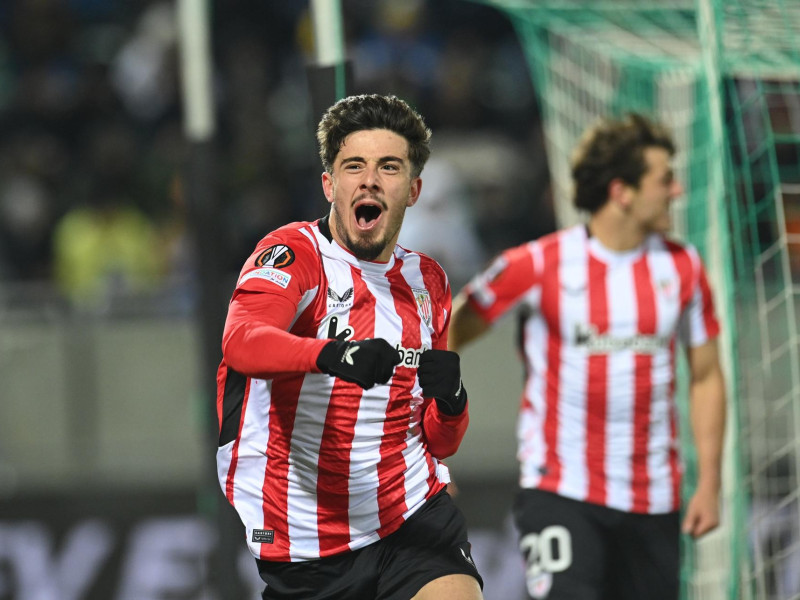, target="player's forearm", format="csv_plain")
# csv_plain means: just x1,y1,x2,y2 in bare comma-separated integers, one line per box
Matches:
449,294,489,352
422,400,470,459
223,320,329,377
689,369,726,493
